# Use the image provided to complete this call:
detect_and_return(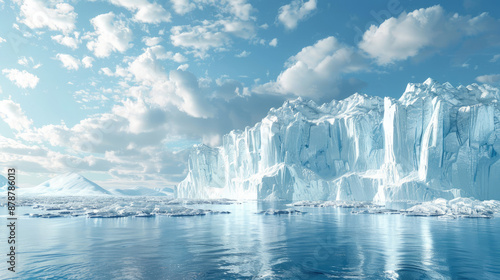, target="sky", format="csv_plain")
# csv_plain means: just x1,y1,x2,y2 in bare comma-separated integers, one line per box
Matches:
0,0,500,189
